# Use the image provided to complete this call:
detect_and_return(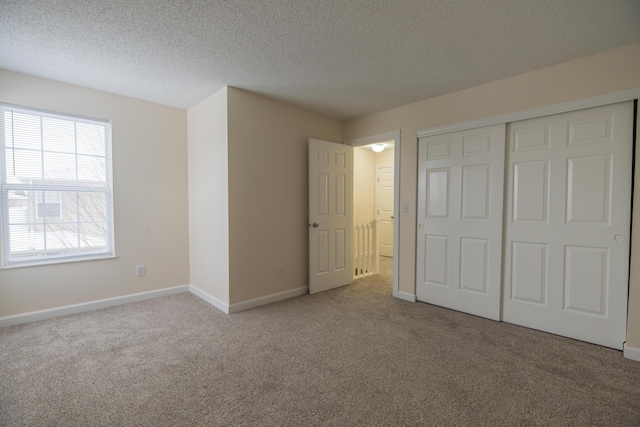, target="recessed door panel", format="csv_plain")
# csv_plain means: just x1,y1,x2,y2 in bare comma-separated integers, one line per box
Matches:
513,161,549,222
514,127,550,152
564,246,608,316
335,174,346,216
317,230,329,274
425,235,448,287
427,169,449,218
566,155,610,224
317,150,329,165
462,165,491,220
569,115,613,146
511,242,547,305
459,238,488,294
463,133,492,156
316,173,329,217
335,228,346,270
427,139,451,160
